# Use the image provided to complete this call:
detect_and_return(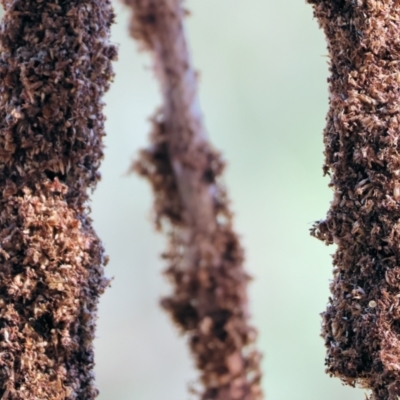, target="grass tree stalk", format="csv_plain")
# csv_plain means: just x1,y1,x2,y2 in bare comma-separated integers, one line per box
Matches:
124,0,263,399
308,1,400,398
0,1,116,398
